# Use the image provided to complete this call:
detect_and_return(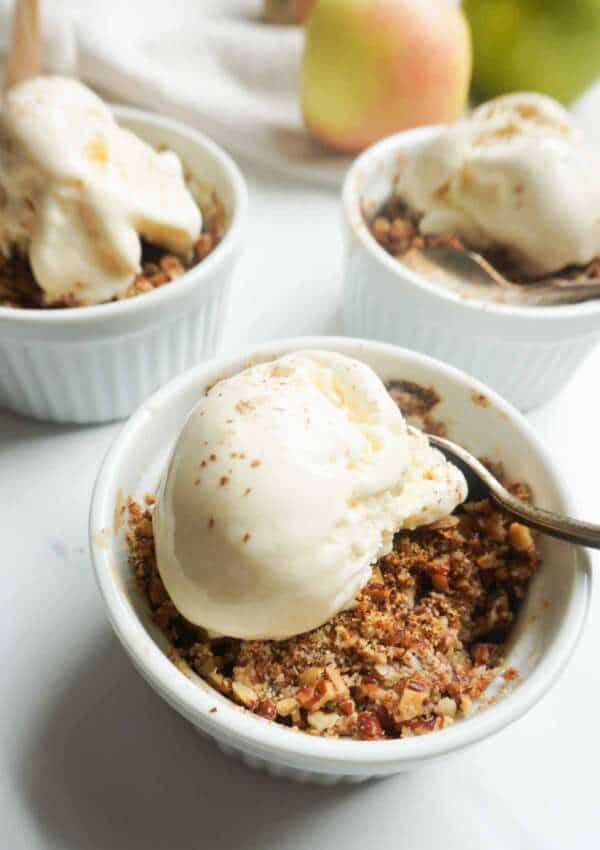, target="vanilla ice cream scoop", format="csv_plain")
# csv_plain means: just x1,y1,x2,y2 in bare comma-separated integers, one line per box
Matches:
153,351,467,640
399,93,600,277
0,76,201,305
